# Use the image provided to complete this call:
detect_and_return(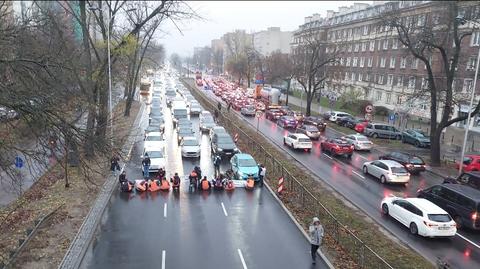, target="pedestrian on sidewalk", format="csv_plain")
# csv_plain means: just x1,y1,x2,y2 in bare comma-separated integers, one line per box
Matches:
227,102,231,112
217,101,222,112
110,154,120,174
258,164,266,187
142,153,151,178
213,155,221,177
214,109,219,123
309,217,324,264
